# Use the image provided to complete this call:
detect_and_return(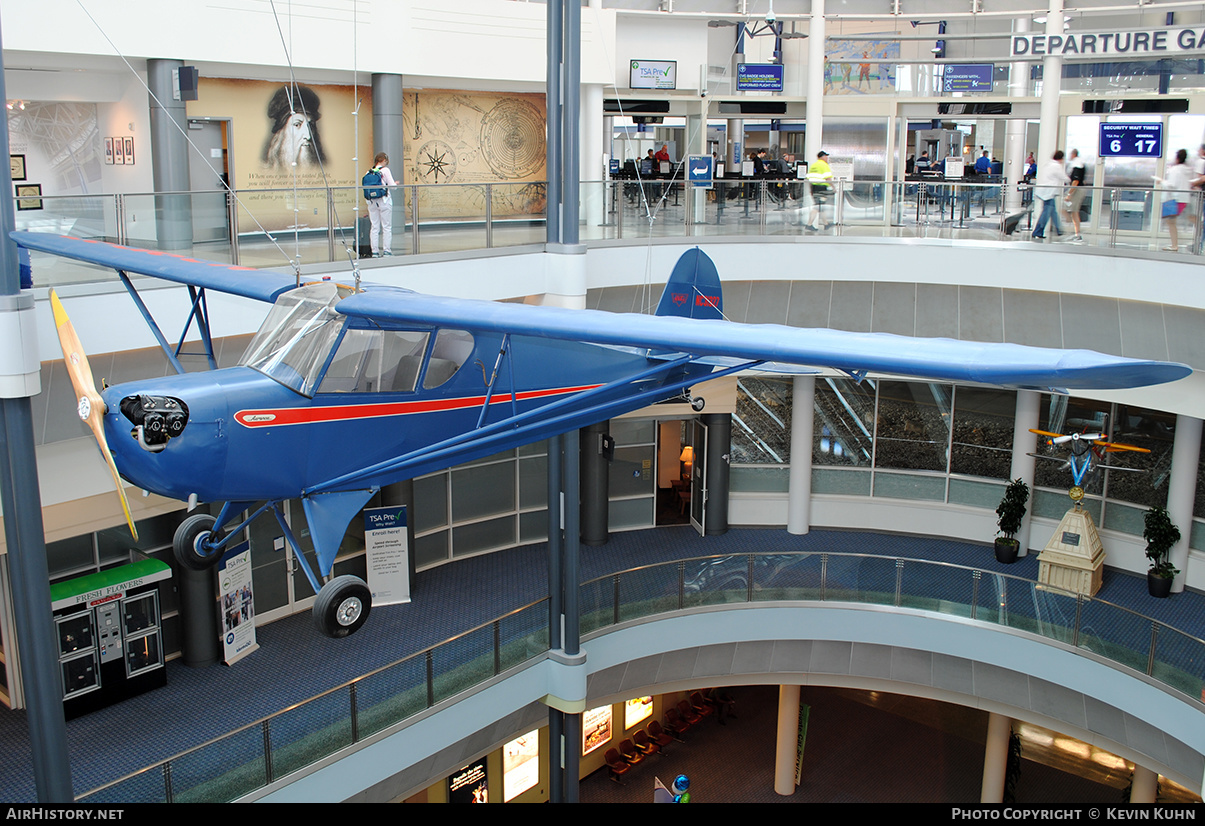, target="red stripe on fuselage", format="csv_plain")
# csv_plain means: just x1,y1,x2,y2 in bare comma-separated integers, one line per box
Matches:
233,384,603,428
